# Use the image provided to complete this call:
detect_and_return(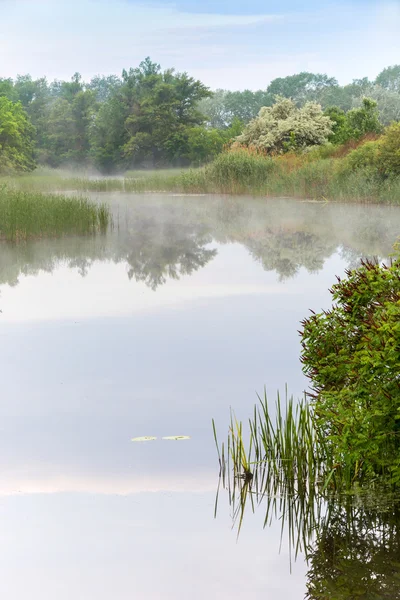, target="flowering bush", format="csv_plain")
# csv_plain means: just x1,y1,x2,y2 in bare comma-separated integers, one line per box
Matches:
235,97,333,154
